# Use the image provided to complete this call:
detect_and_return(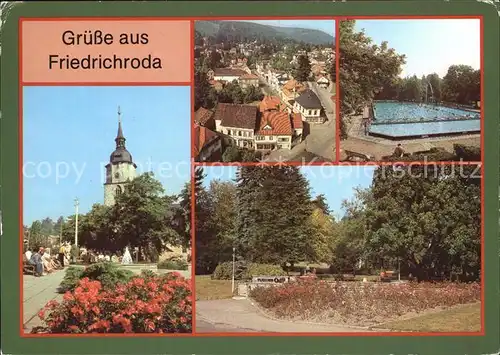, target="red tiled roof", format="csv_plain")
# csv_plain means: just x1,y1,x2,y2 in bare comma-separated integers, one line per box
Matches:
292,113,303,129
239,73,259,80
213,68,247,77
259,96,285,112
214,103,258,130
257,111,292,136
194,125,219,156
195,107,215,125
